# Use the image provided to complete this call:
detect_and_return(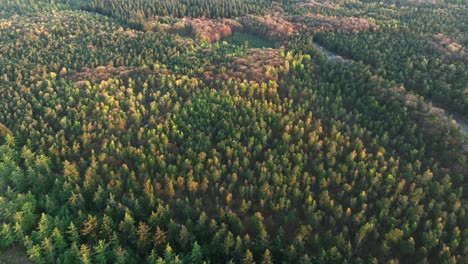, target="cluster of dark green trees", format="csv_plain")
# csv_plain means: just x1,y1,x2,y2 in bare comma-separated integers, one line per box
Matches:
314,29,467,116
307,1,468,116
87,0,272,21
0,0,467,263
